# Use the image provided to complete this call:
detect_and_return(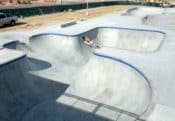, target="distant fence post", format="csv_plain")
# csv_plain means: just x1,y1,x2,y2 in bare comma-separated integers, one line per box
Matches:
86,0,89,16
